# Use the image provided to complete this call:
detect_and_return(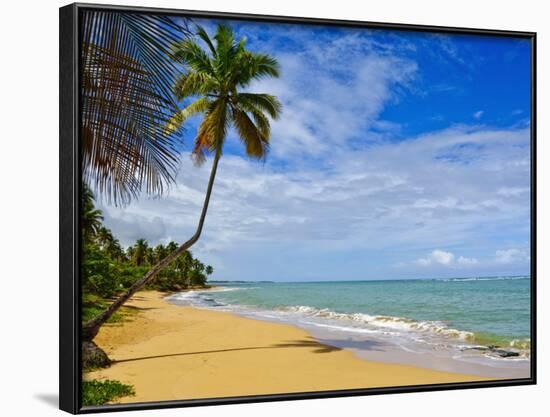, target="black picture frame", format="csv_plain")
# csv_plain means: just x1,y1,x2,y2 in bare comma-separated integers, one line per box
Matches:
59,2,537,414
